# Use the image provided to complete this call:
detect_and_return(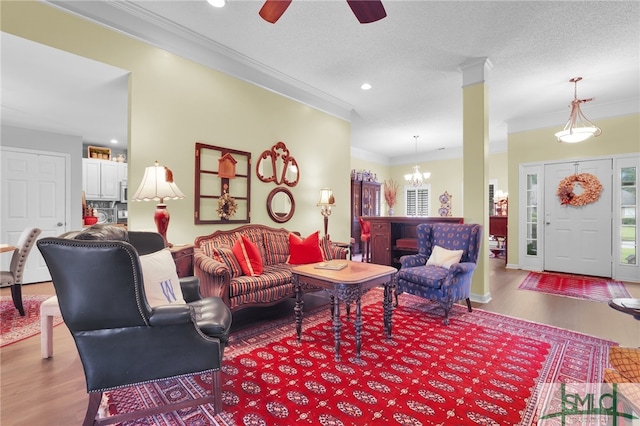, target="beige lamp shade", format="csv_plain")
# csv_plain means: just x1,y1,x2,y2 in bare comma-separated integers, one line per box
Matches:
317,188,335,206
132,161,185,202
